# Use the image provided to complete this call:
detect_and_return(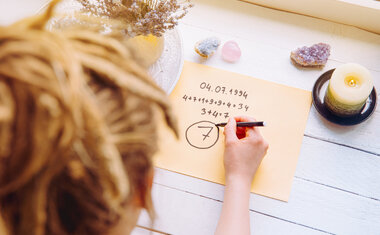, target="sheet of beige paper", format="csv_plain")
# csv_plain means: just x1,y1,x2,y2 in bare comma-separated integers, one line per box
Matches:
155,61,312,201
